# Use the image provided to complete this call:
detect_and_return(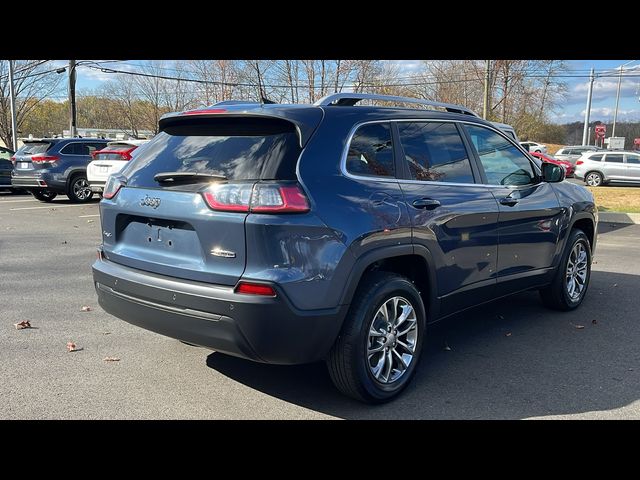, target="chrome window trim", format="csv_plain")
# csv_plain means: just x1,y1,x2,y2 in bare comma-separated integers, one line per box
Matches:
340,118,540,189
